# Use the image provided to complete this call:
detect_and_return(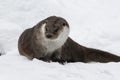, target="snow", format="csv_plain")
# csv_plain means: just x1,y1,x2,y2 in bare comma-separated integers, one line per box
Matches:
0,0,120,80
